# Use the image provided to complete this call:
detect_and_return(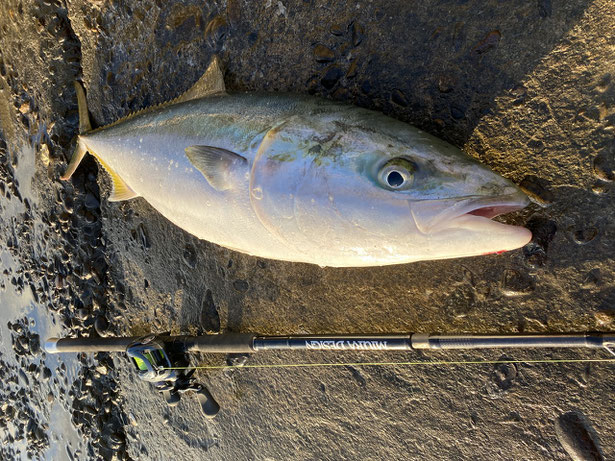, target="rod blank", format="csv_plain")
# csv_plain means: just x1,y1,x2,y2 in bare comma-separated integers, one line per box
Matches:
410,333,615,350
